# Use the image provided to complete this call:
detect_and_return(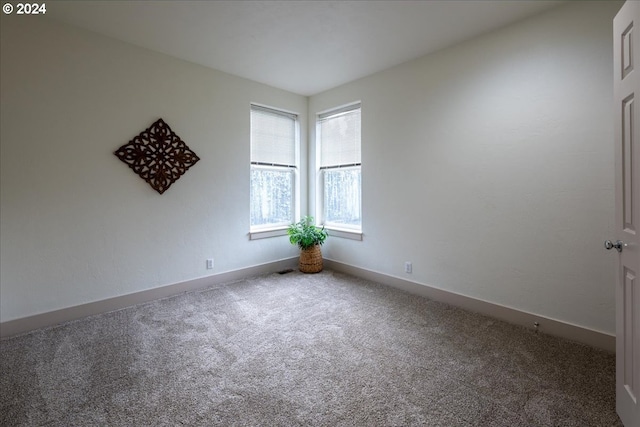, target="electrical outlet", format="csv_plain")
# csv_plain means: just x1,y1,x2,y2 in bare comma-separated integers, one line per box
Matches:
206,258,214,270
404,261,412,274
